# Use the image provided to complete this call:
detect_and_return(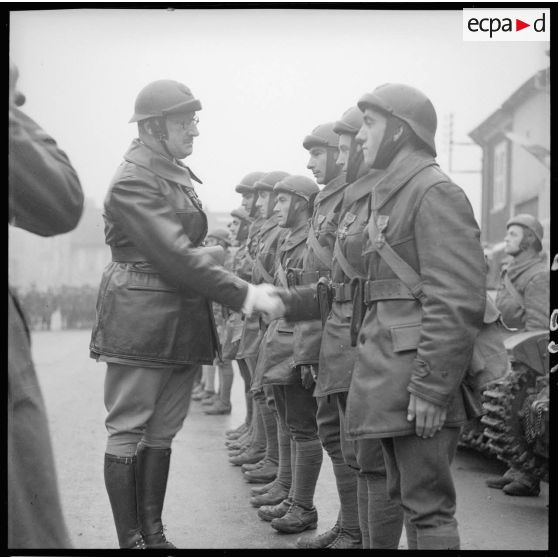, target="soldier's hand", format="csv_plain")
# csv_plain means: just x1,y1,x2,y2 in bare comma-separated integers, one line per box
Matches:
407,393,447,438
250,284,285,322
300,365,317,390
